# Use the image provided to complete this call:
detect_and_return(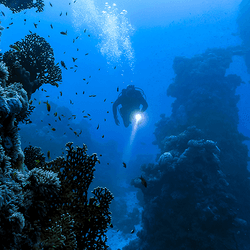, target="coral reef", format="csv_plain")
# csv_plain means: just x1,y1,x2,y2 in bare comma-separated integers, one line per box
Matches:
0,141,114,249
237,0,250,74
3,33,62,99
154,48,249,178
127,127,241,250
0,29,113,249
40,142,114,249
0,0,44,13
0,81,29,170
24,145,45,170
126,47,250,249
